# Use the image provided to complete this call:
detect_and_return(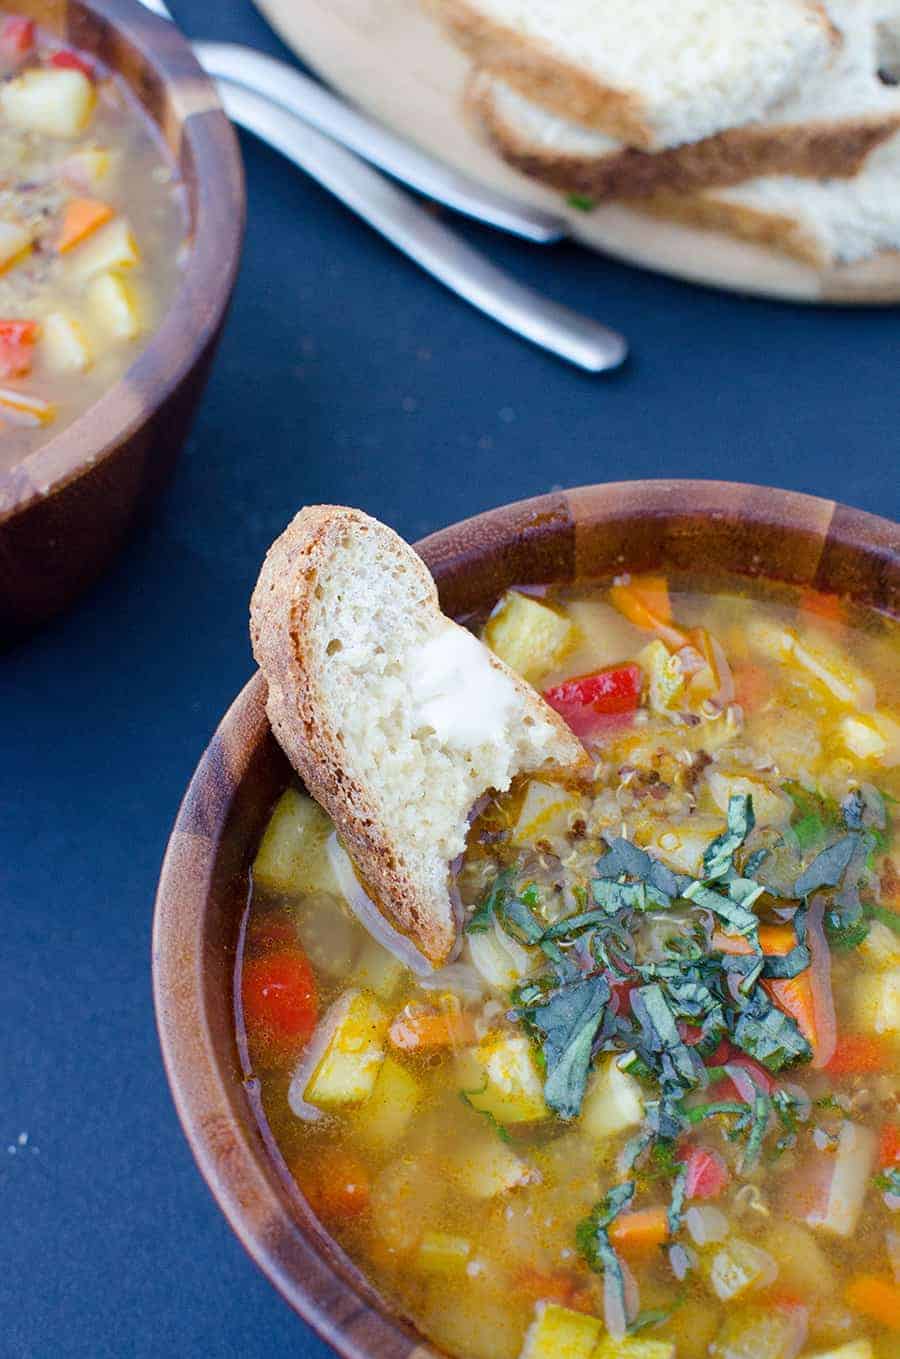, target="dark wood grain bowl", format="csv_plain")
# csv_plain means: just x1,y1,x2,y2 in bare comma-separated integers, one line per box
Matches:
153,480,899,1358
0,0,244,638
